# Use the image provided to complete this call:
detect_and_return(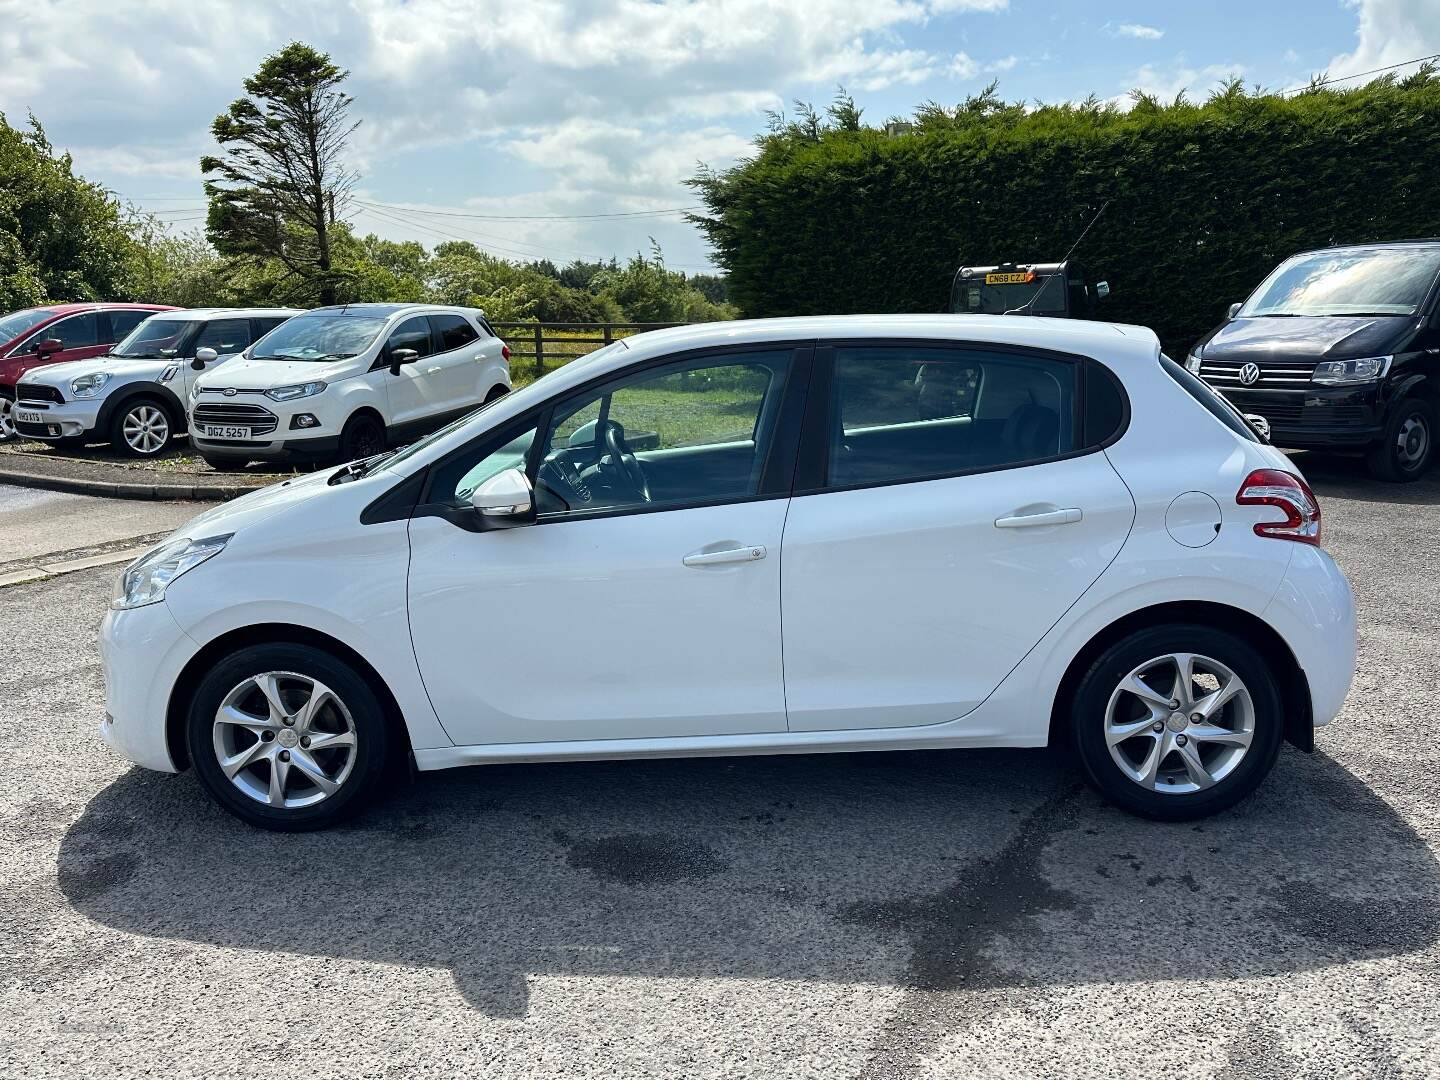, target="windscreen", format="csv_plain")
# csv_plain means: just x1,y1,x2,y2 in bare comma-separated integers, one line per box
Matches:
1239,247,1440,317
0,308,55,342
251,315,387,362
952,275,1067,315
